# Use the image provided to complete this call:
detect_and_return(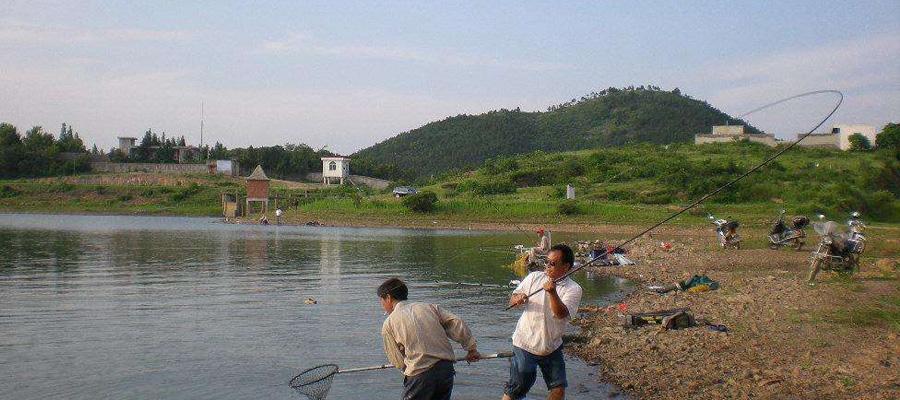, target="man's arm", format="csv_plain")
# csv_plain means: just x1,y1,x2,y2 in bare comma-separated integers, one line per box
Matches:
542,279,570,319
381,322,406,371
435,305,480,362
509,272,533,308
